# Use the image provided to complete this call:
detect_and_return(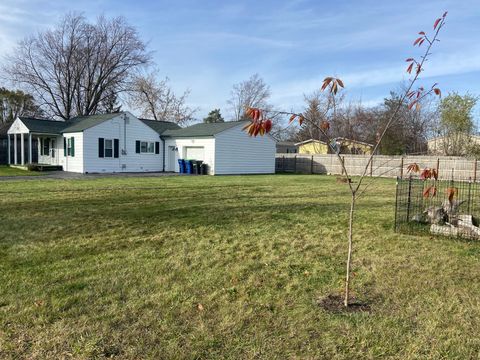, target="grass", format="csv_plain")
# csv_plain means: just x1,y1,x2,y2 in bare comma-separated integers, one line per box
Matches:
0,165,44,176
0,174,479,359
